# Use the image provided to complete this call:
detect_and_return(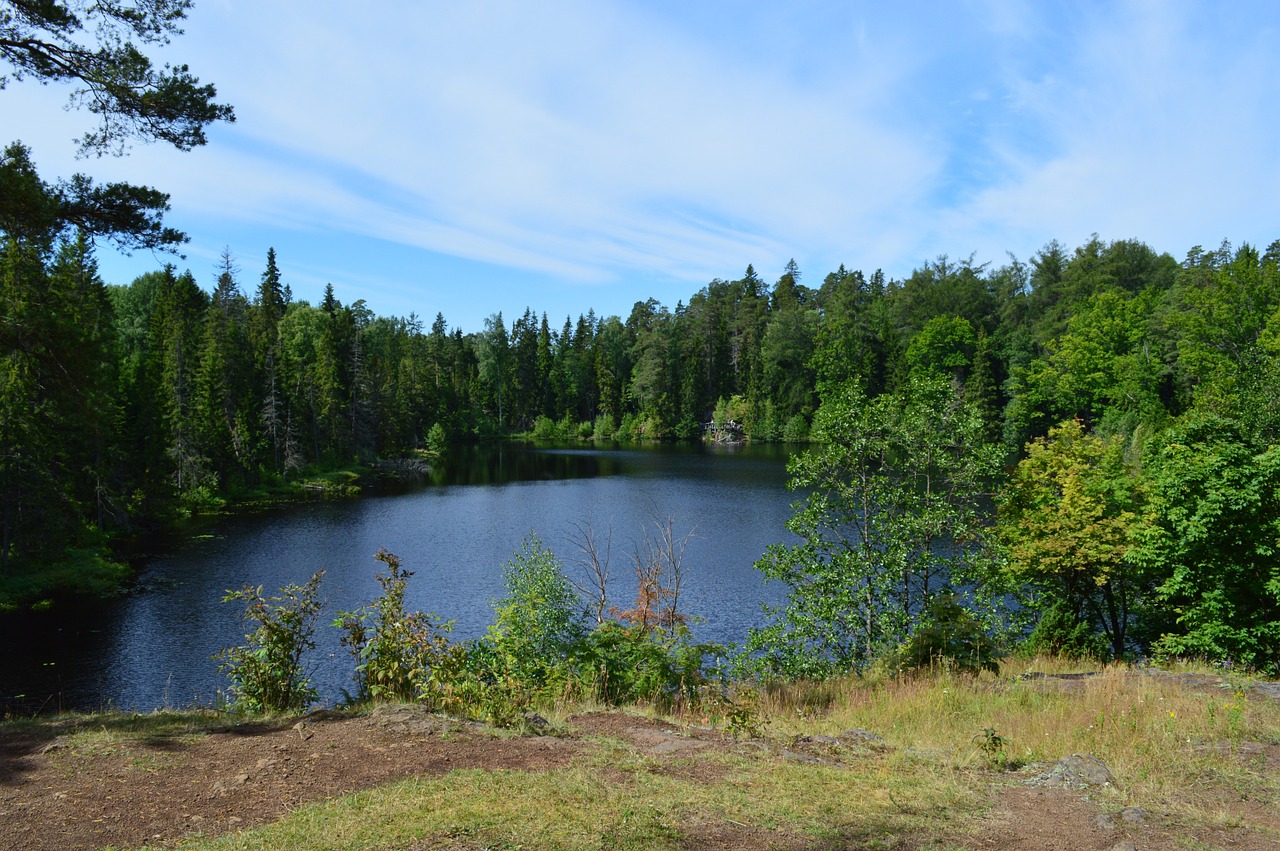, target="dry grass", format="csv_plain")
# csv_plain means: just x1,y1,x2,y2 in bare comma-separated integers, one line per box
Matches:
755,657,1280,832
